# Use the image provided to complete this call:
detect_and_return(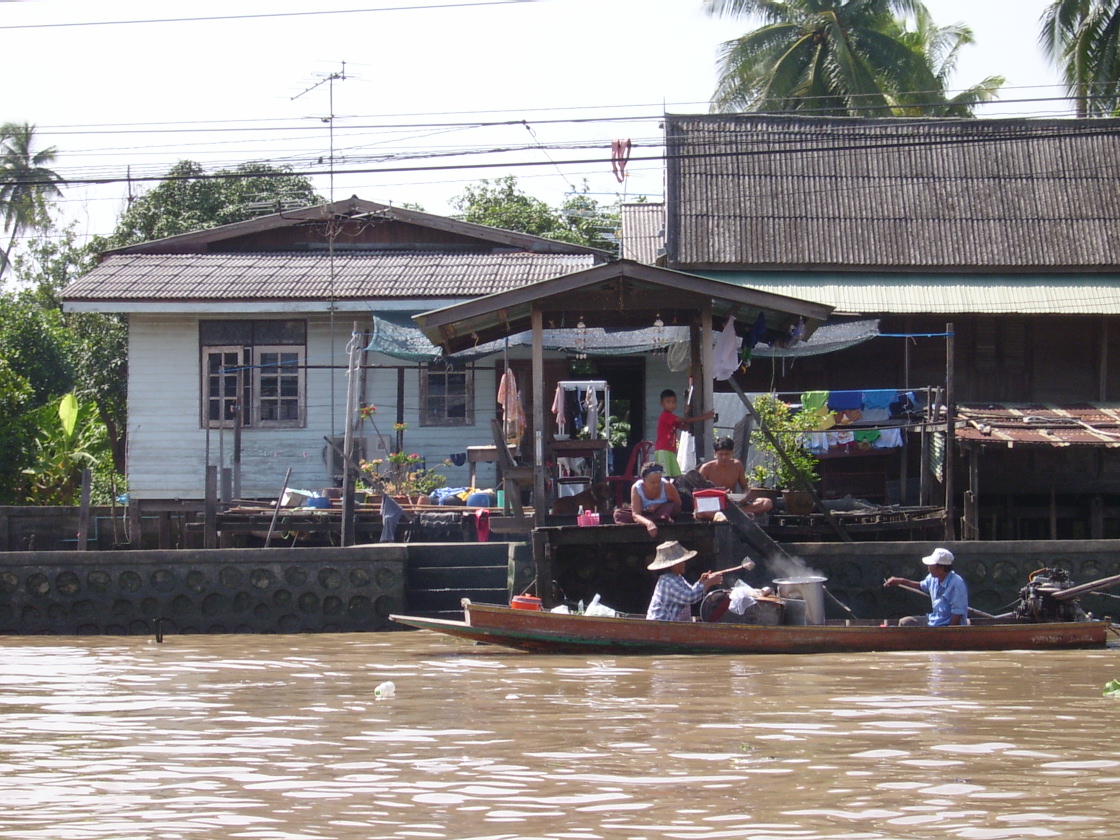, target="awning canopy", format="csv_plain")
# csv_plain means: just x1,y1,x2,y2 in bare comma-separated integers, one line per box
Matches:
369,313,876,362
957,403,1120,448
414,260,832,355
